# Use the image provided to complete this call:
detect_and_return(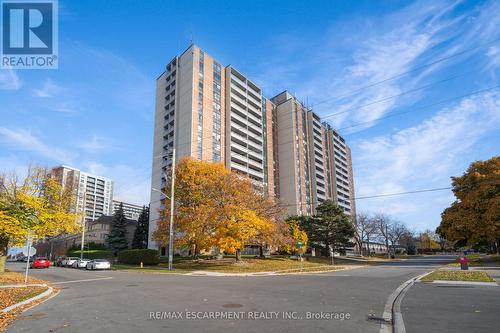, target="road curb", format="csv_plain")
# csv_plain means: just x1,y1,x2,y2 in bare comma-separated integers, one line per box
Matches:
428,280,498,286
0,283,48,289
380,271,432,333
1,285,54,313
187,265,362,277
